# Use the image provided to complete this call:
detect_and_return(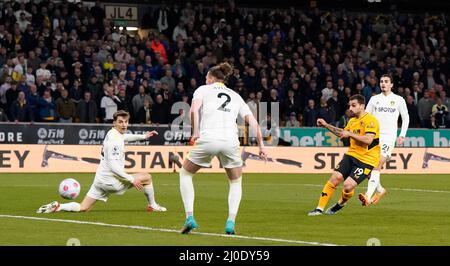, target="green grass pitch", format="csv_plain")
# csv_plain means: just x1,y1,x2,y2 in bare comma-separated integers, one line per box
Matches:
0,173,449,246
